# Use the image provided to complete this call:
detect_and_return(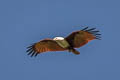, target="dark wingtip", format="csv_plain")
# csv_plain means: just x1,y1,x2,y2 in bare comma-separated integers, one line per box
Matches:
81,27,89,31
26,43,39,57
86,28,96,31
81,27,101,40
30,51,36,57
